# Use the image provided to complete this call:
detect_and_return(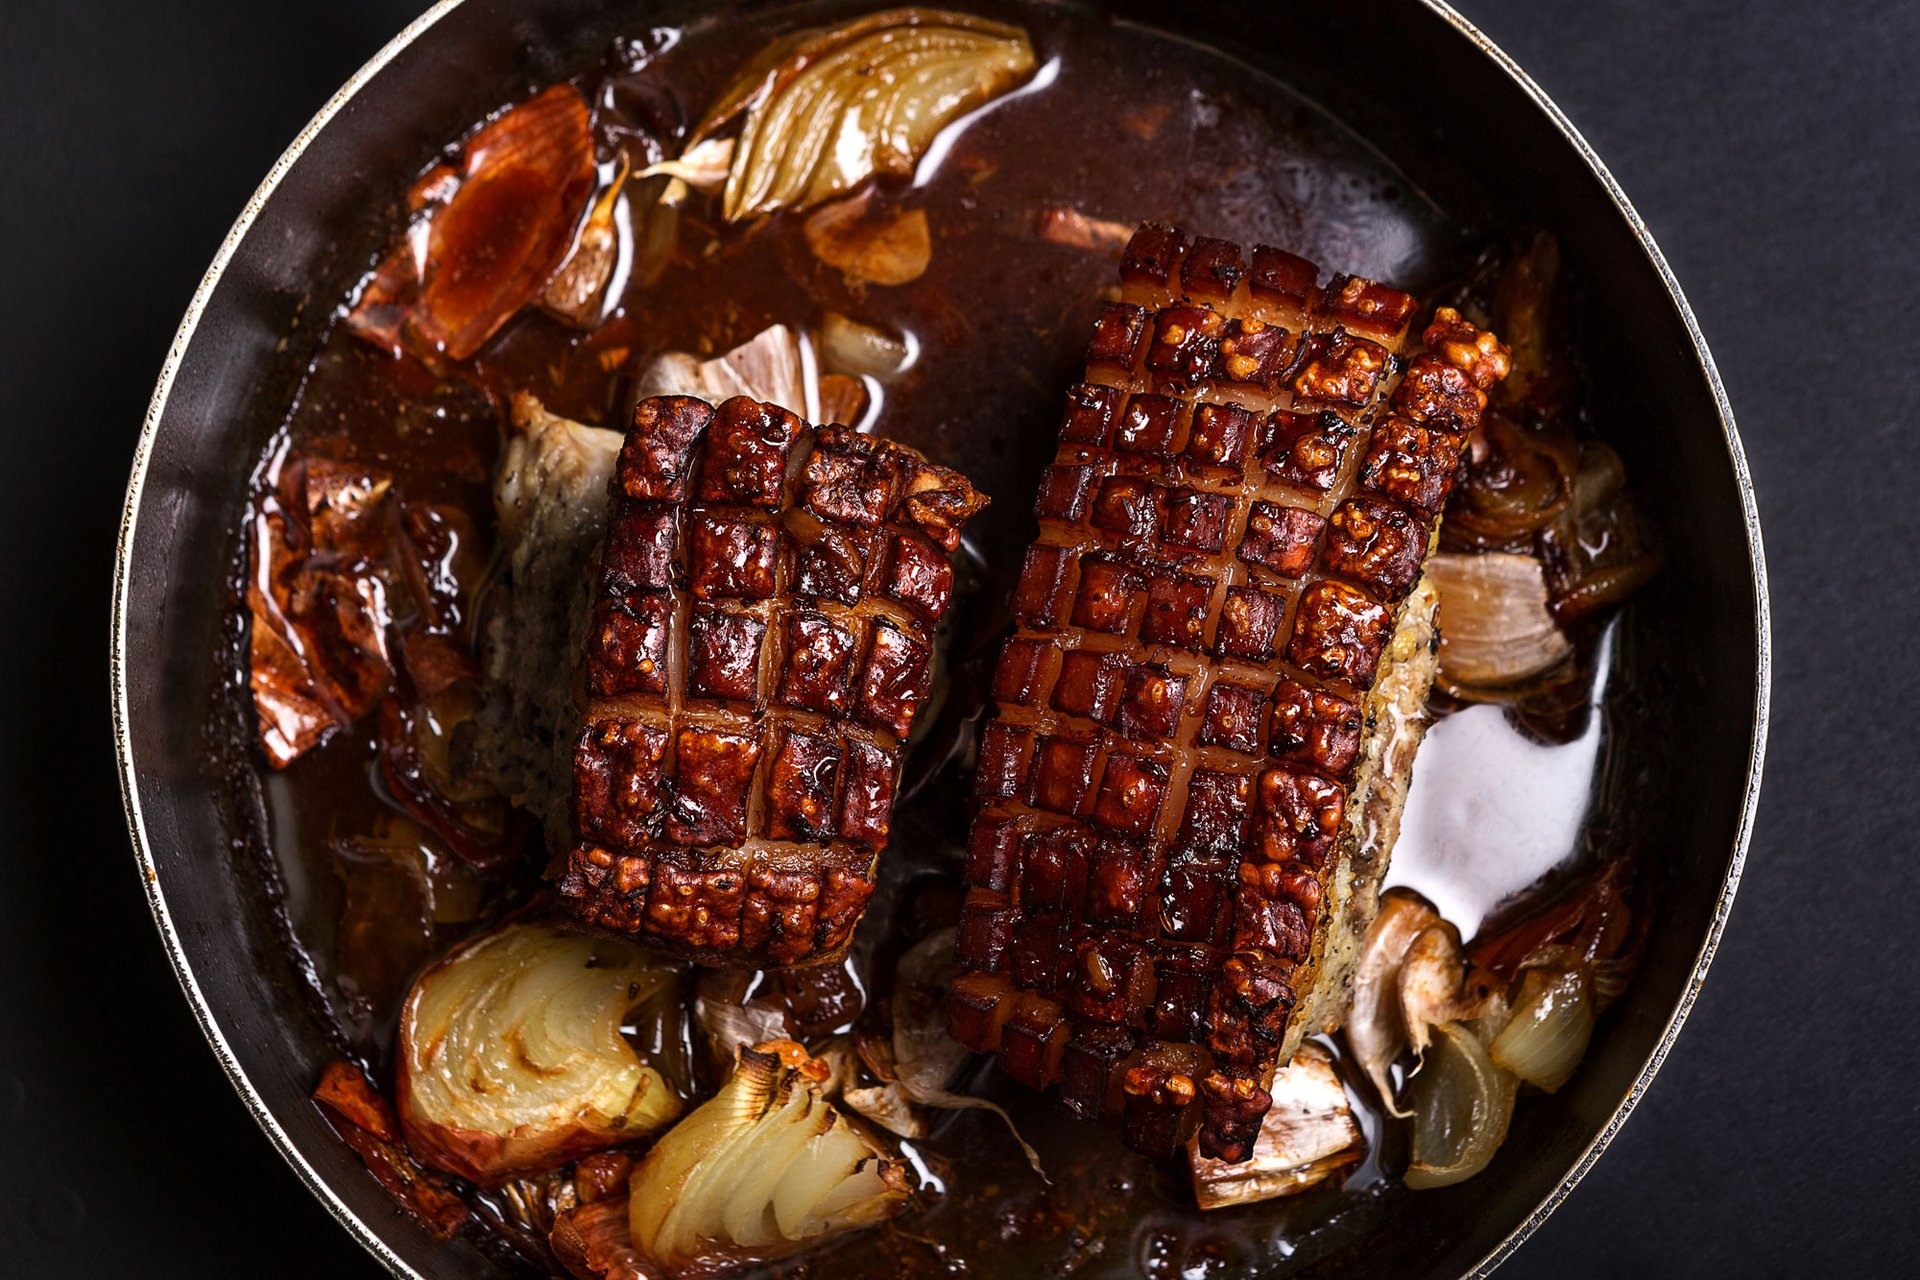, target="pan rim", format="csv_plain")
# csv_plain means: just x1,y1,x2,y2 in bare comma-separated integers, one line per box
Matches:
110,3,1771,1277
